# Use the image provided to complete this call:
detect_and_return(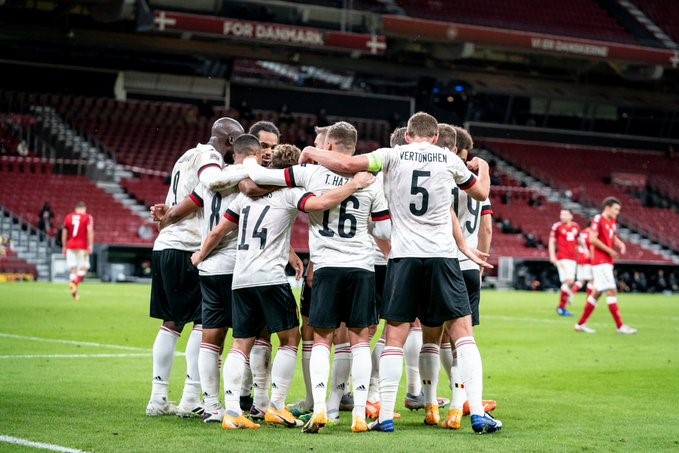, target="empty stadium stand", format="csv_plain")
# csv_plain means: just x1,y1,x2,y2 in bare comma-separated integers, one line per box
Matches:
396,0,638,44
484,140,679,255
0,159,156,245
633,0,679,43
